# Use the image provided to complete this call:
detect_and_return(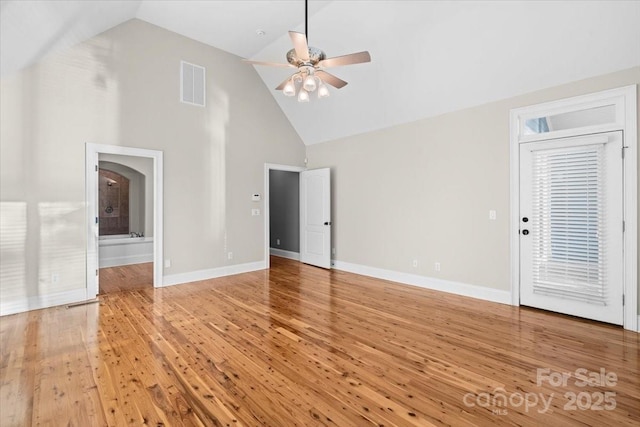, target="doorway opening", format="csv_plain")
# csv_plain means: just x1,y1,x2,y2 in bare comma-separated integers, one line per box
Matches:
264,164,305,269
264,163,333,270
86,143,163,298
98,155,154,293
268,169,301,261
